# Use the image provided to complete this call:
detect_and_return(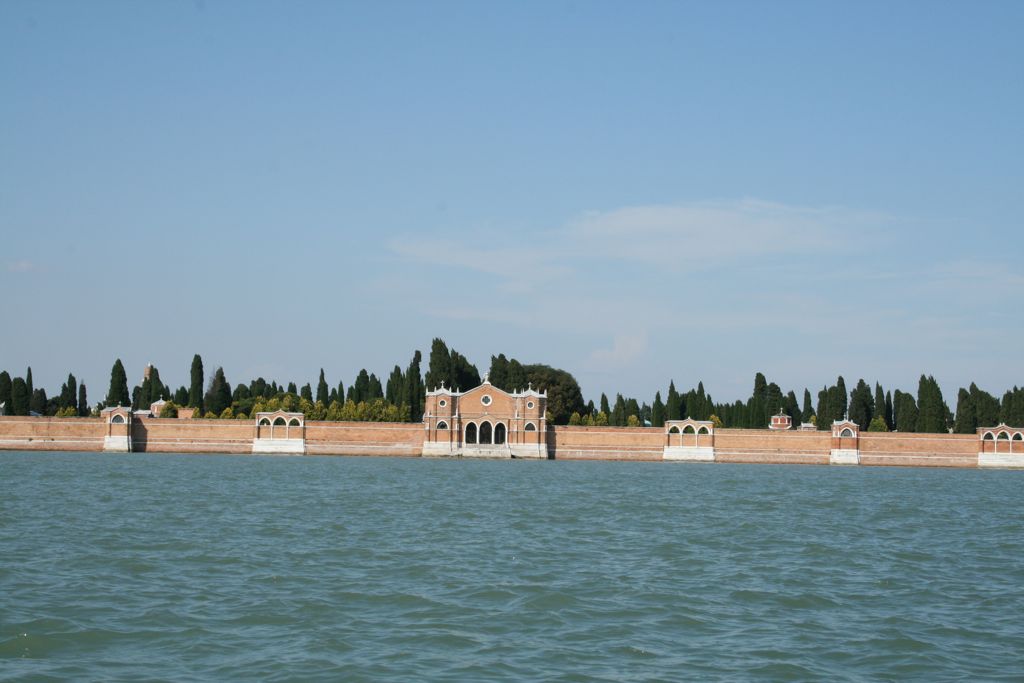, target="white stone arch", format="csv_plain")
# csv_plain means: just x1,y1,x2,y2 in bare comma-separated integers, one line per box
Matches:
465,422,478,444
259,417,271,426
110,414,125,424
697,426,710,435
1013,432,1023,441
668,425,680,434
479,420,493,444
983,431,995,440
840,428,854,438
436,420,449,430
288,417,301,427
494,422,506,445
683,424,696,434
273,416,287,426
524,421,537,432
